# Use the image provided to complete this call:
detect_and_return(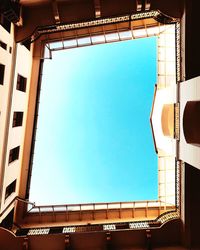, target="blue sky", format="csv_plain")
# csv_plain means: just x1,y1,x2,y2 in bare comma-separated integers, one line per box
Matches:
30,37,157,205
